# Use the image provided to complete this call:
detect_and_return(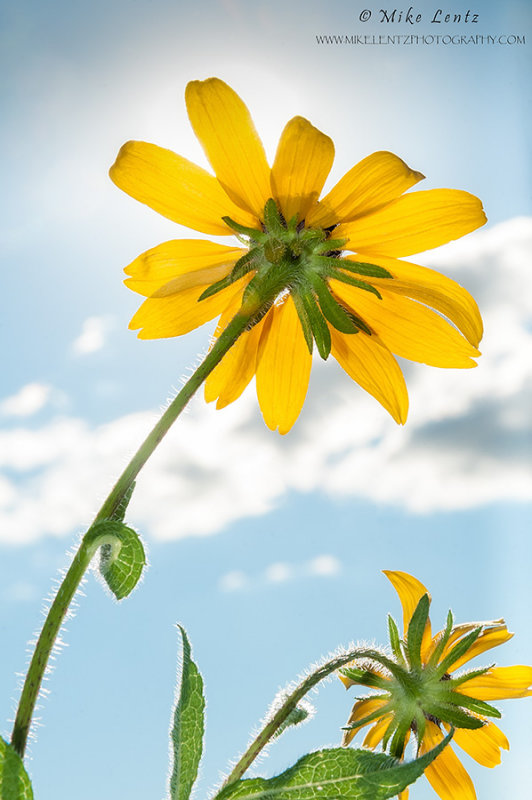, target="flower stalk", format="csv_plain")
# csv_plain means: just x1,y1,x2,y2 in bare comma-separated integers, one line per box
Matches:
10,308,255,758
